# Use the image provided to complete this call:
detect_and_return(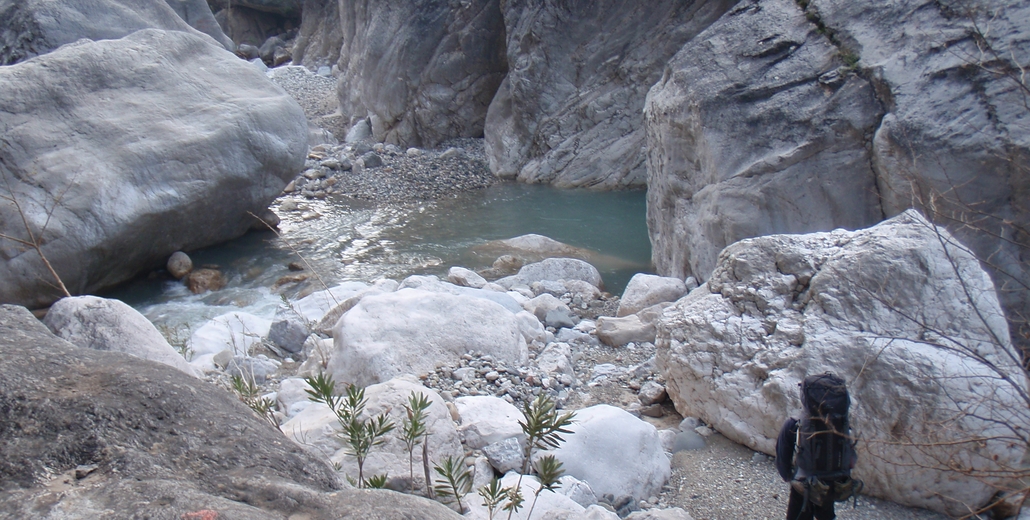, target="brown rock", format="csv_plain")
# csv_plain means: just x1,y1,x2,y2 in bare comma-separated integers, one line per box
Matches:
166,251,193,279
186,268,226,294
